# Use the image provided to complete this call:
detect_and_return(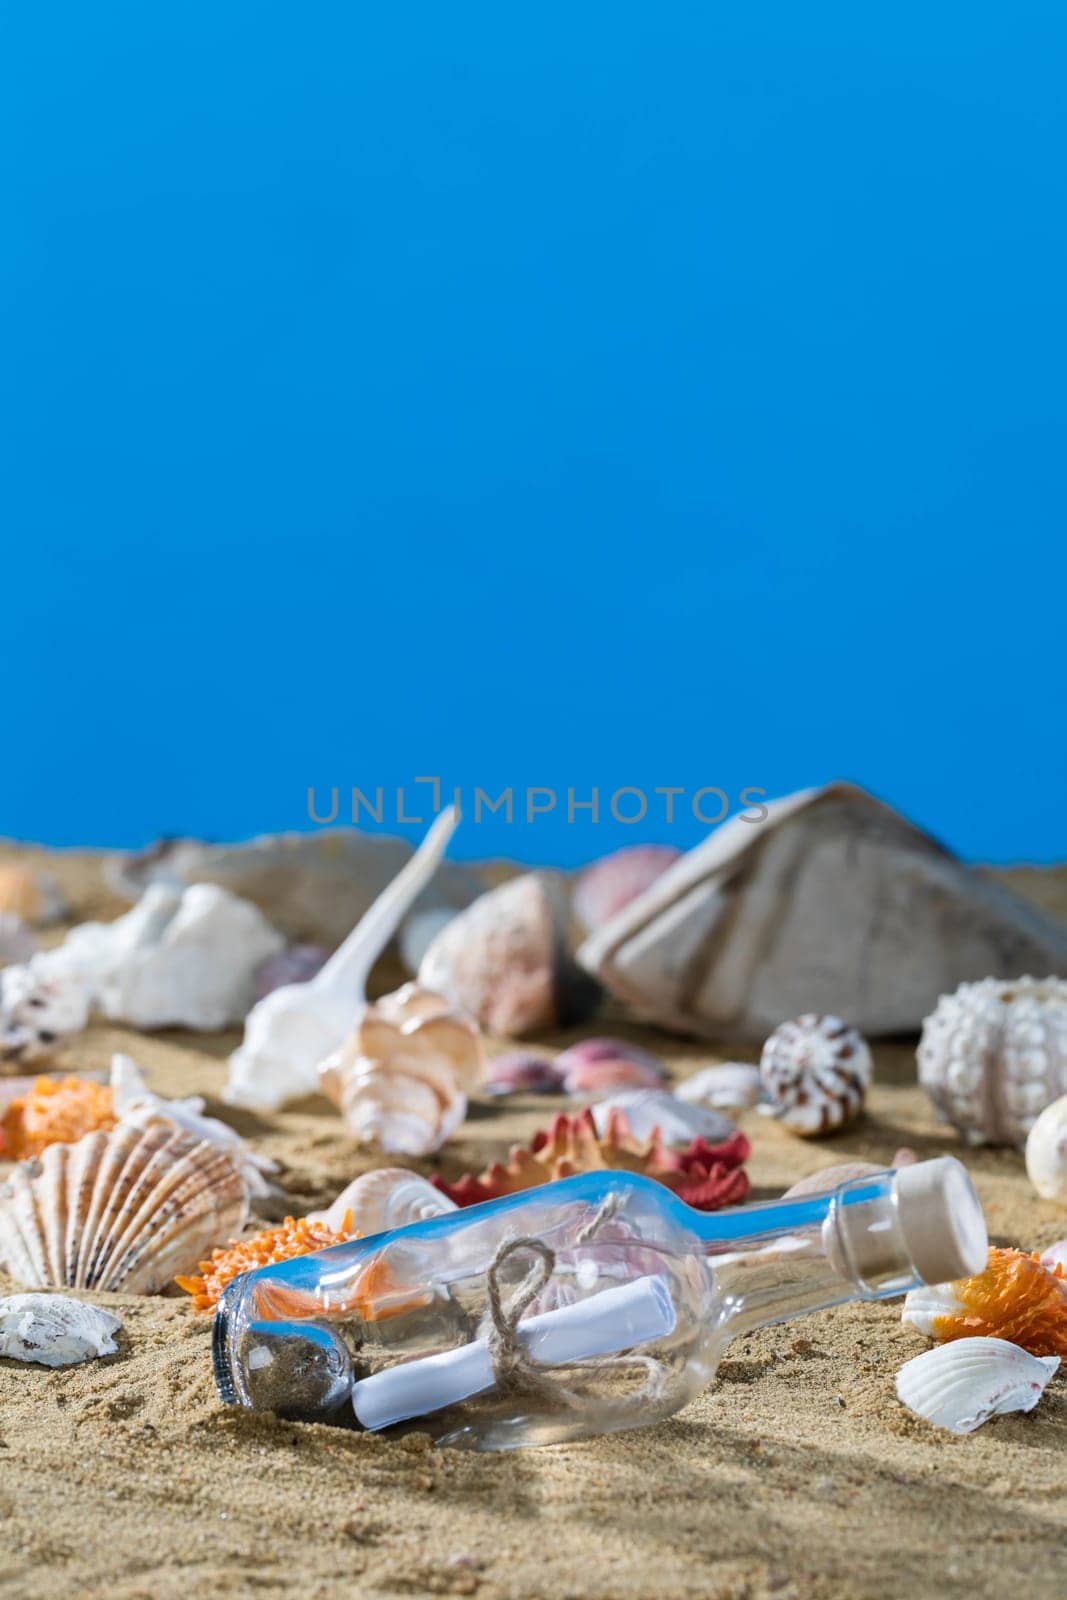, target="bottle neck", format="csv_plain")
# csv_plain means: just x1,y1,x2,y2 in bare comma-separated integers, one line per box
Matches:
690,1173,925,1338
